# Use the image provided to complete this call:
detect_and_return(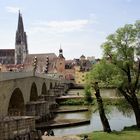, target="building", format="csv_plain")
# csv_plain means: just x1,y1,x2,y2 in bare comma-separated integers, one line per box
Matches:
24,53,58,73
0,12,94,85
0,49,15,64
15,11,28,64
73,55,92,85
0,11,28,66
